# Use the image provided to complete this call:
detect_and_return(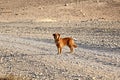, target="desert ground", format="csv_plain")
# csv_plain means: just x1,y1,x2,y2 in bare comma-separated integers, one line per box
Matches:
0,0,120,80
